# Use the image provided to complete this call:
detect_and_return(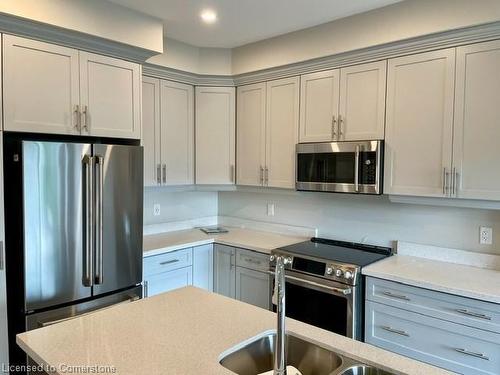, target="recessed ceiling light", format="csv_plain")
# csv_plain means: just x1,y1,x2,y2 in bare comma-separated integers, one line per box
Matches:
200,9,217,24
